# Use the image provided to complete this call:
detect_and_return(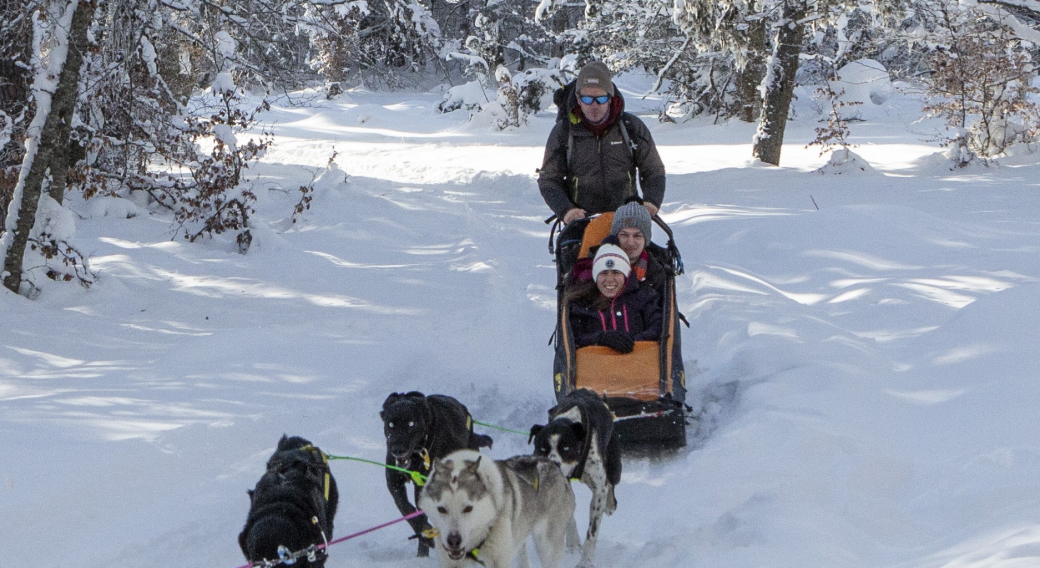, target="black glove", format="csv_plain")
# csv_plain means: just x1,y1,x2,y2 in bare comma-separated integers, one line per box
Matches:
597,330,635,353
